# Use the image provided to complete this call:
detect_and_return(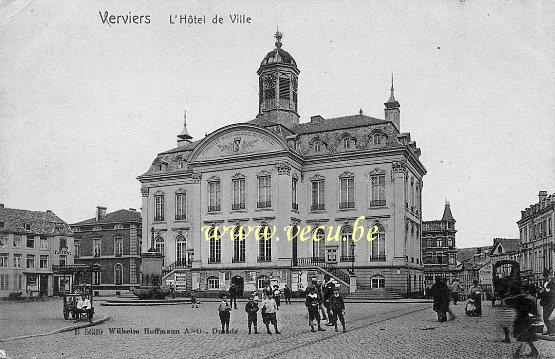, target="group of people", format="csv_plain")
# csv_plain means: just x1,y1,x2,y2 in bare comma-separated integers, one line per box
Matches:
215,275,347,334
73,293,93,323
430,277,484,322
